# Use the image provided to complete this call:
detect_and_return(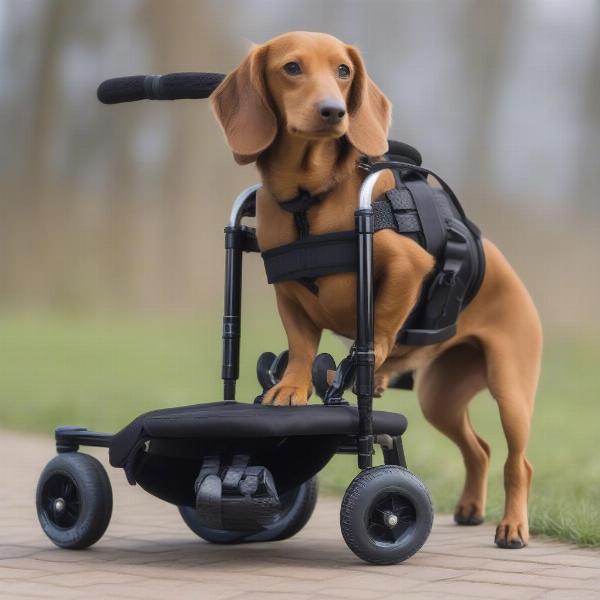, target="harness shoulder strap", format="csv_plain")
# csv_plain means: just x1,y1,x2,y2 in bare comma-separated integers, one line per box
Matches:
403,176,446,259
